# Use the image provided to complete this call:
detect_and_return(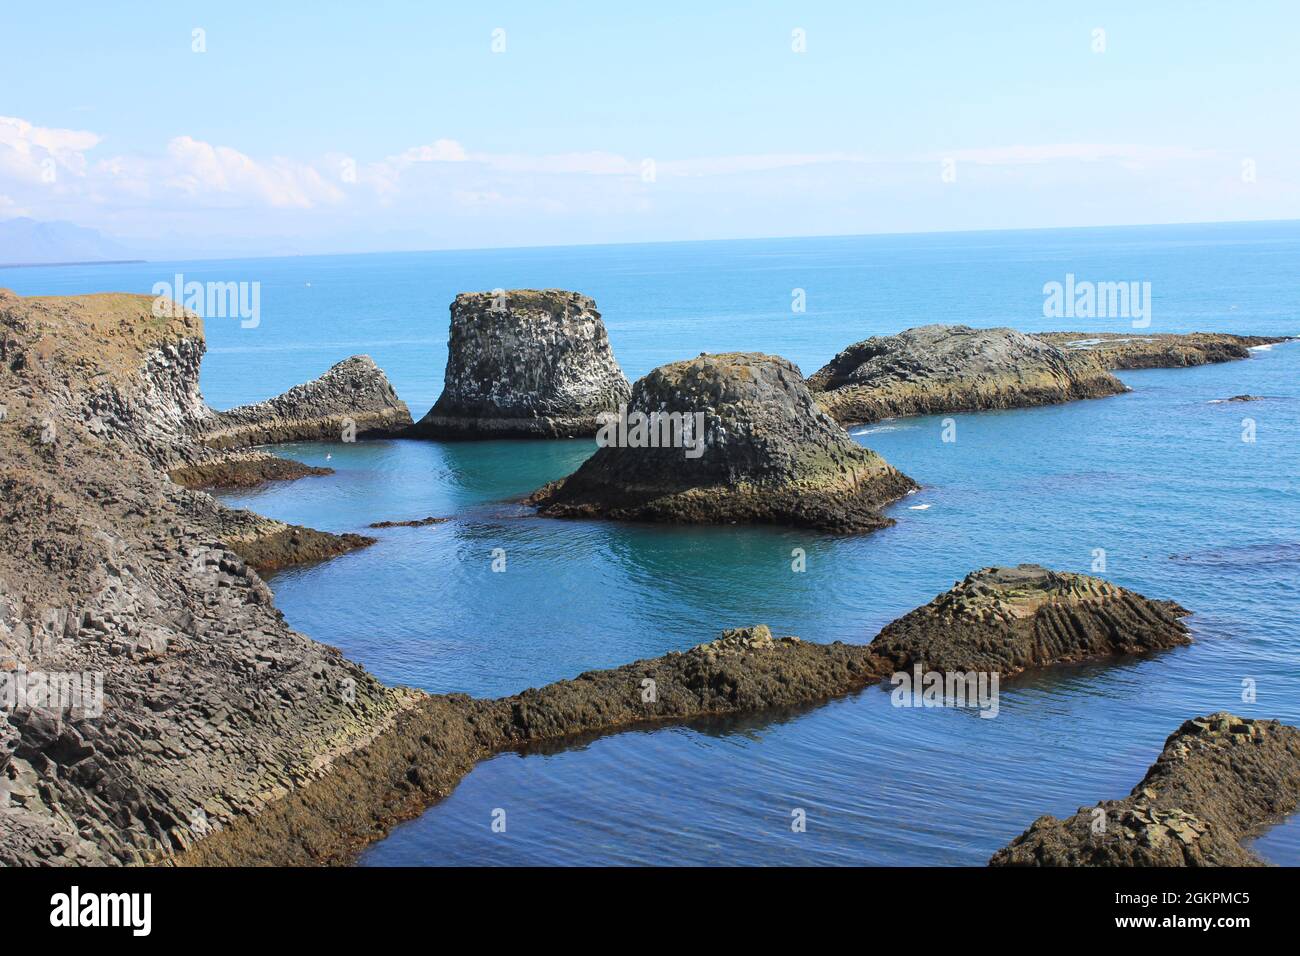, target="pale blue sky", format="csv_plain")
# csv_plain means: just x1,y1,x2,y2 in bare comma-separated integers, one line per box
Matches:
2,1,1297,257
